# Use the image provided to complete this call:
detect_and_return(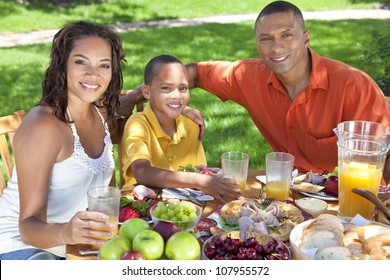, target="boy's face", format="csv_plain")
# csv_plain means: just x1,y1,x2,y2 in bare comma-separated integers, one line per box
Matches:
143,63,190,121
